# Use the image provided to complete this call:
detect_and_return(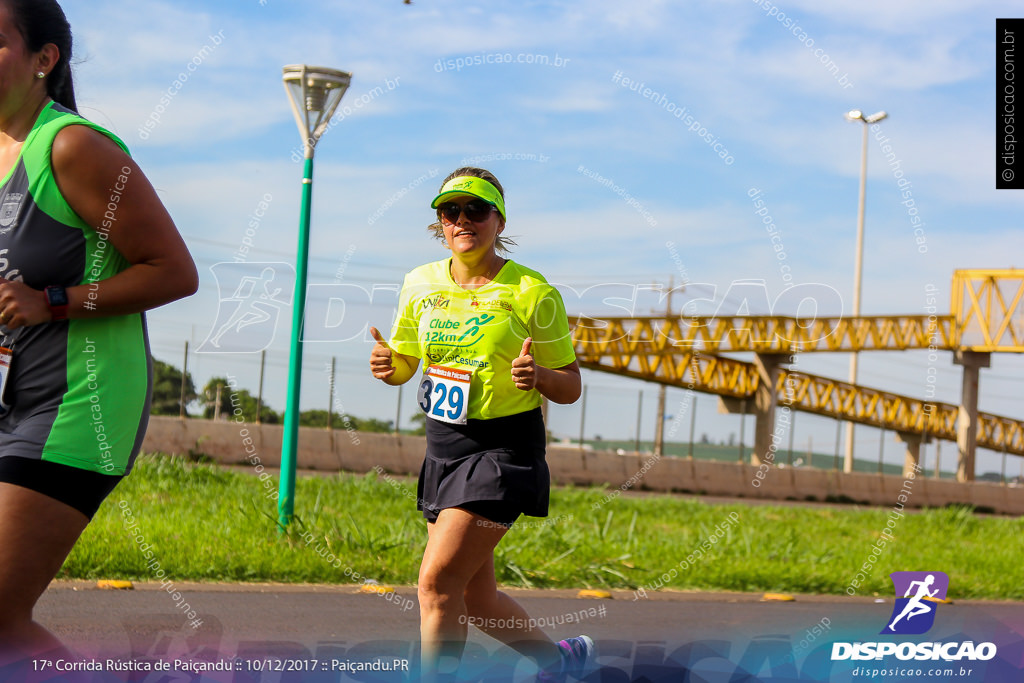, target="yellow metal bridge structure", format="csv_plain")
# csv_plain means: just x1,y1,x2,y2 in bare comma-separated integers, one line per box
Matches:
569,269,1024,481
